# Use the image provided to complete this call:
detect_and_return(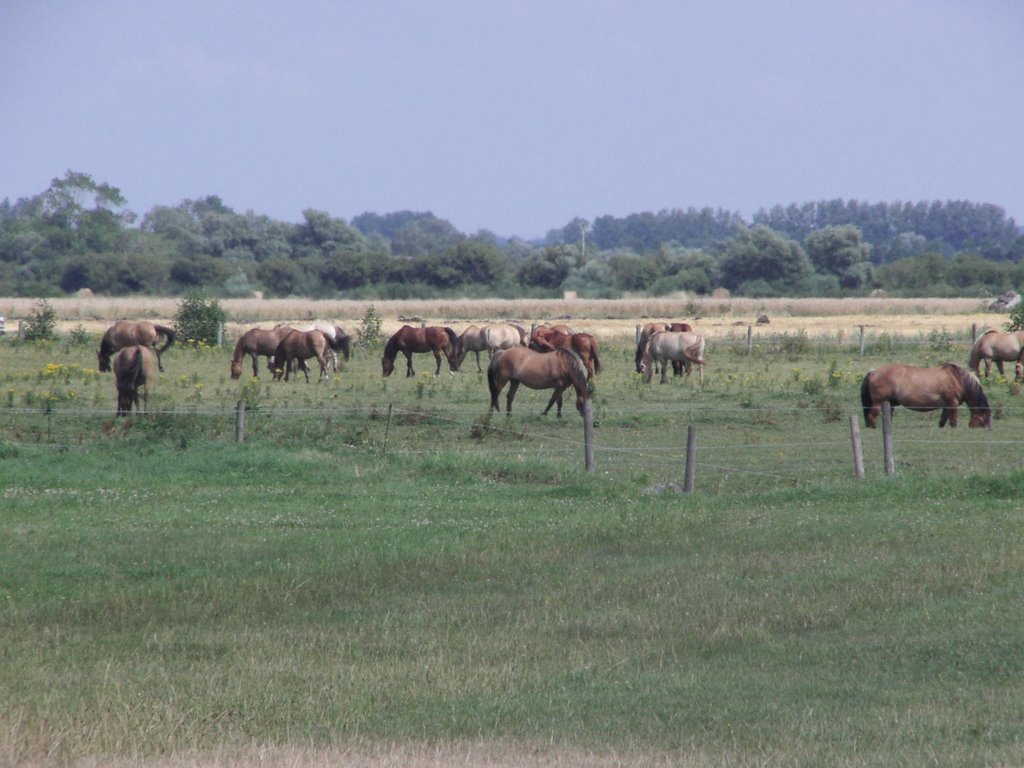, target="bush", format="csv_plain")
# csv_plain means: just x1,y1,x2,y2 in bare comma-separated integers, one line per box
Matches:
357,304,383,348
174,294,227,346
1004,301,1024,332
23,299,57,342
